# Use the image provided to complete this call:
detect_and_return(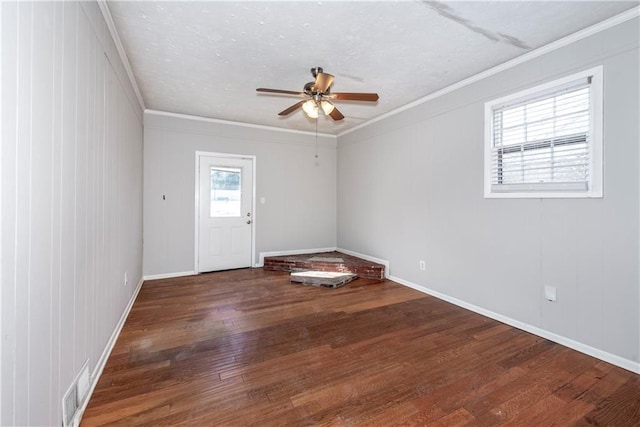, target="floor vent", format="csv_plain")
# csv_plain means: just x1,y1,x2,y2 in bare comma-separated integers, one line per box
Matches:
62,360,91,427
